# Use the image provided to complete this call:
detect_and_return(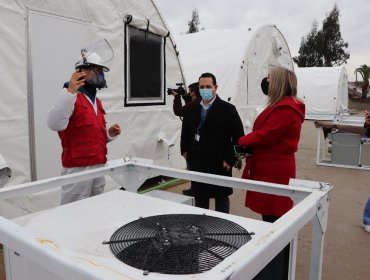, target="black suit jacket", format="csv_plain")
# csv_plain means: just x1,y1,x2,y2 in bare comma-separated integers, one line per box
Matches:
181,95,244,197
